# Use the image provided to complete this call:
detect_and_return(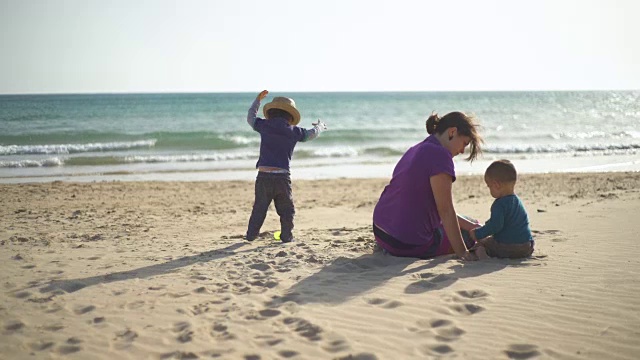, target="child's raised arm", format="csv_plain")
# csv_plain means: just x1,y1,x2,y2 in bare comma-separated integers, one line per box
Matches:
247,90,269,130
300,120,327,142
